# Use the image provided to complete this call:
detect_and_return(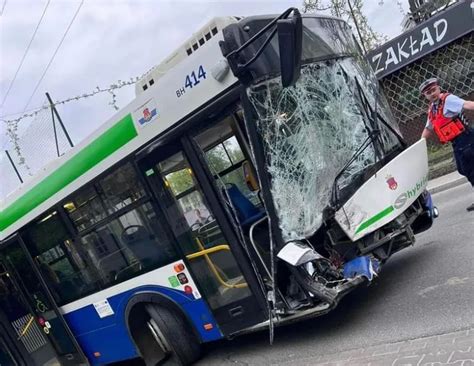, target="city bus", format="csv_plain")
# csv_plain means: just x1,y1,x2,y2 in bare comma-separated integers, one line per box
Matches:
0,9,437,366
